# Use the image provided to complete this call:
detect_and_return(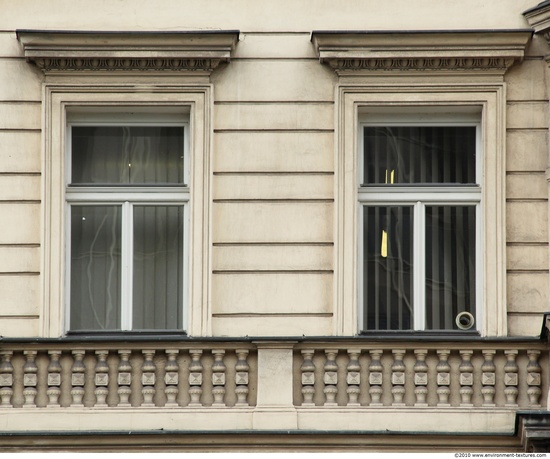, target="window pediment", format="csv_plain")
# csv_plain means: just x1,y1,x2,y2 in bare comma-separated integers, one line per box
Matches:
311,30,531,76
16,30,239,74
